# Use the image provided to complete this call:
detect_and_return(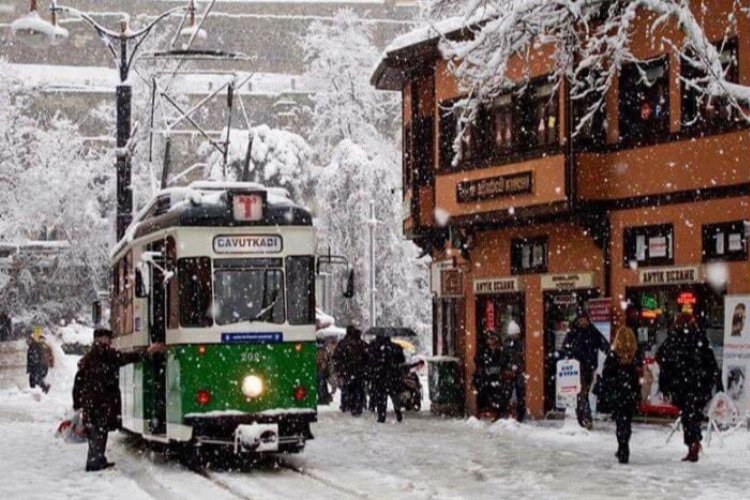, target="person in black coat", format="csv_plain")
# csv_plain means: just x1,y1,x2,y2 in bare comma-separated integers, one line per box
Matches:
0,312,12,341
473,330,505,418
73,328,164,471
656,313,722,462
562,312,610,429
369,334,406,423
27,330,51,393
499,321,526,422
599,326,640,464
333,326,370,416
